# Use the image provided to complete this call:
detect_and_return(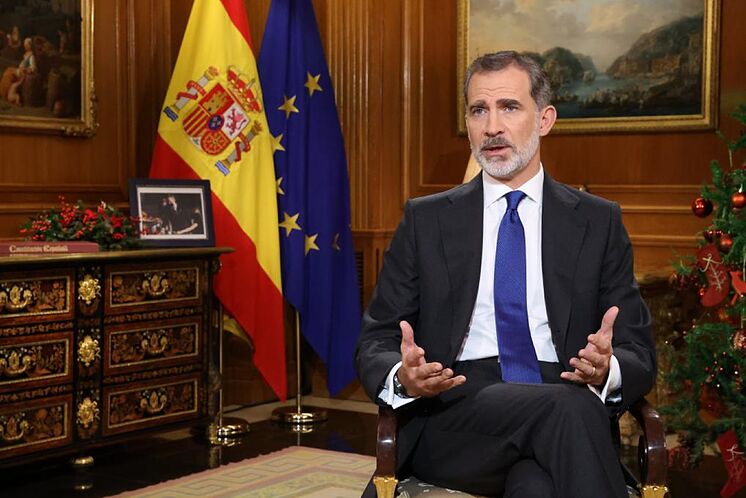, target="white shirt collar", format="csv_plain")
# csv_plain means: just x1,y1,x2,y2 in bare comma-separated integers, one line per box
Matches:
482,165,544,208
